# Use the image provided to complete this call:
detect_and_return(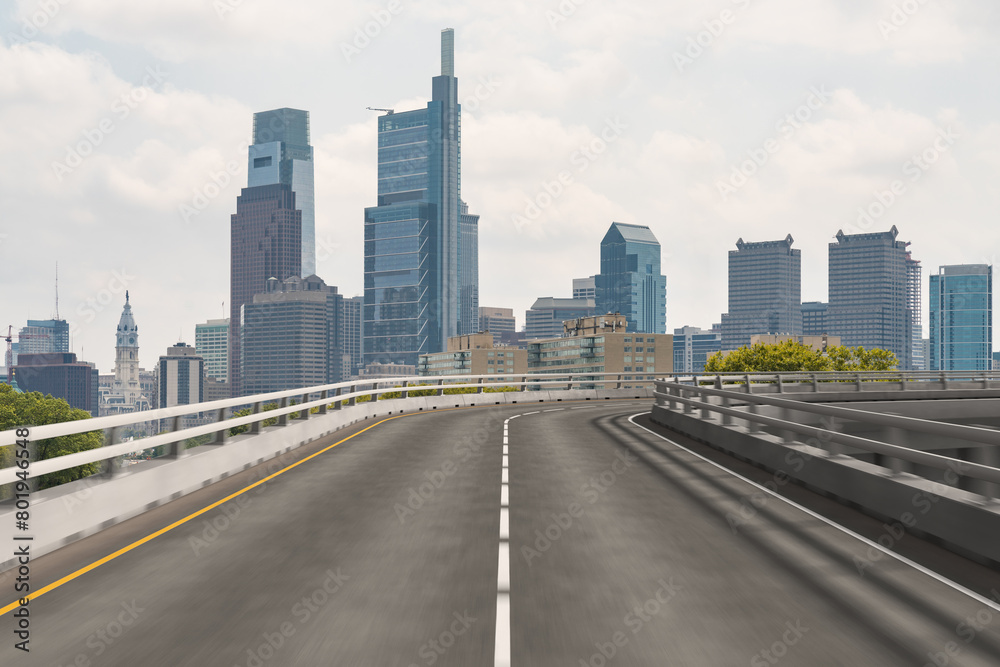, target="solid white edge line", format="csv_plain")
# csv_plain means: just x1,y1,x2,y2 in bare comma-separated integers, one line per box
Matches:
497,418,514,666
626,412,1000,613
